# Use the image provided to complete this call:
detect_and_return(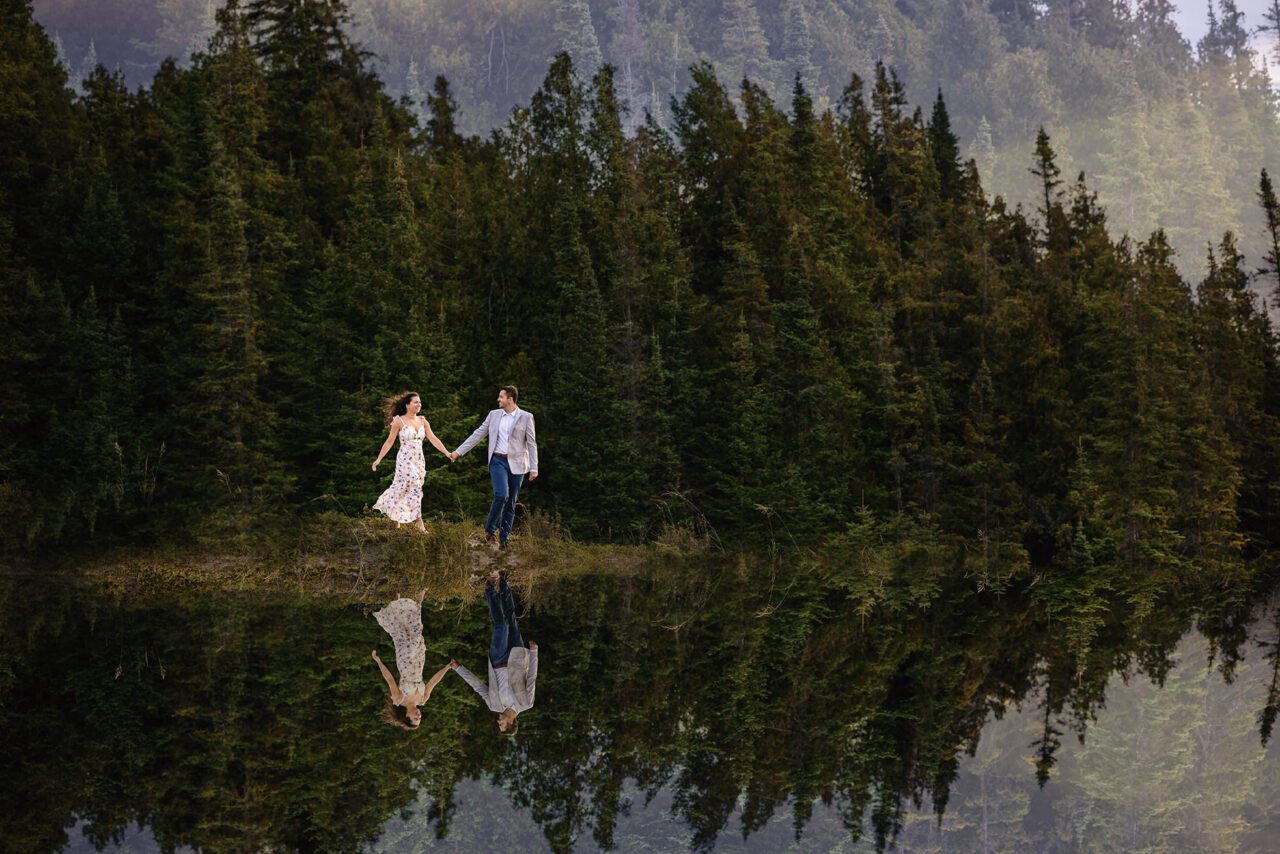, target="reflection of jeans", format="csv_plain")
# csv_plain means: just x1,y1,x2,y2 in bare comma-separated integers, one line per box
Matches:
485,455,525,542
487,577,524,666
